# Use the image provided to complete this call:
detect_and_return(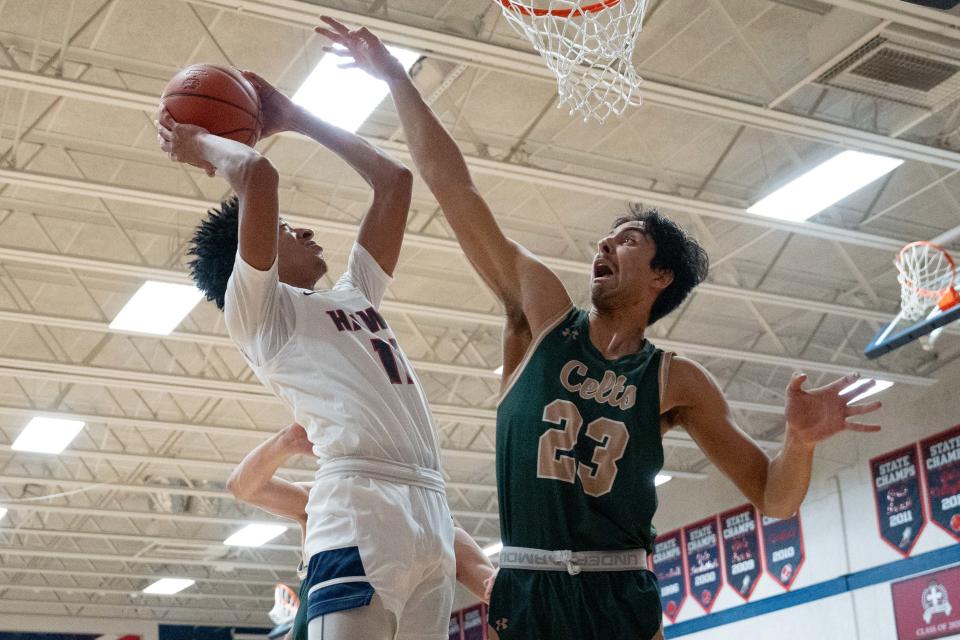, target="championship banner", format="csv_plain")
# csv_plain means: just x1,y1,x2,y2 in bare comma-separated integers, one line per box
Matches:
652,529,688,622
449,610,463,640
871,444,926,557
720,504,762,601
760,511,805,590
921,424,960,542
892,564,960,639
462,604,486,640
683,515,722,613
